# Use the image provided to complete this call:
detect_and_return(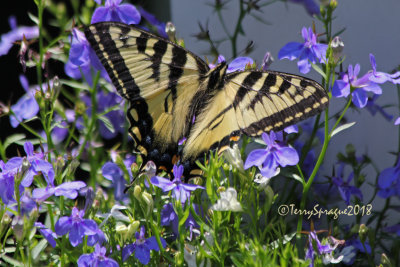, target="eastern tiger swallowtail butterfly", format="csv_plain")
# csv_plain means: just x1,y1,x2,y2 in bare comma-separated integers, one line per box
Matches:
84,22,329,177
